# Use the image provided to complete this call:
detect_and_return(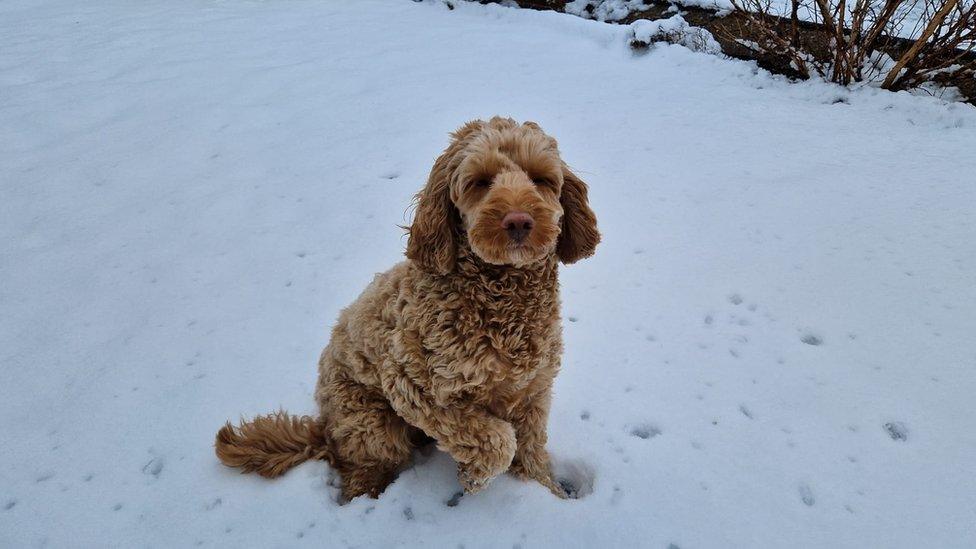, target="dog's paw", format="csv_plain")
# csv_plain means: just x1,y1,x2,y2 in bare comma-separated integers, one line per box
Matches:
549,480,571,499
456,448,514,494
452,420,516,494
510,463,568,498
457,463,495,494
532,472,570,498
